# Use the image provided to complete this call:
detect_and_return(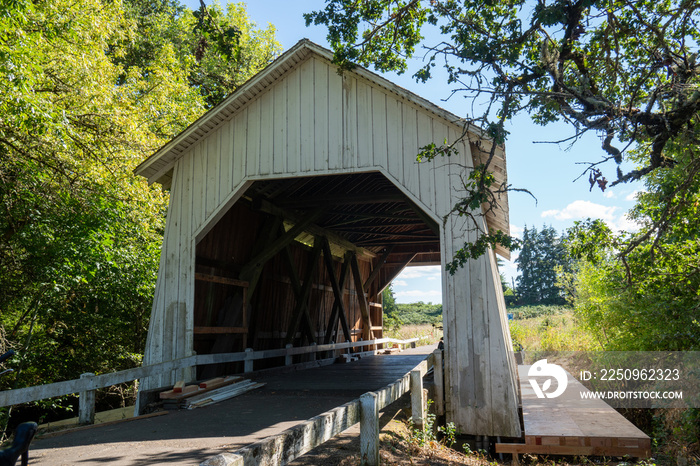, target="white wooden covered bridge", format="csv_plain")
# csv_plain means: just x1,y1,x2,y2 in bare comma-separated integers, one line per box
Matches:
134,39,520,438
